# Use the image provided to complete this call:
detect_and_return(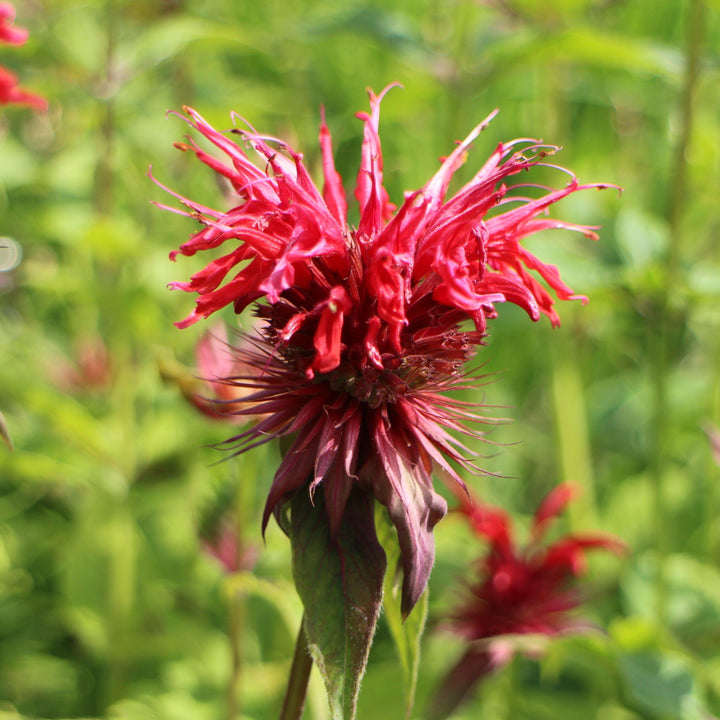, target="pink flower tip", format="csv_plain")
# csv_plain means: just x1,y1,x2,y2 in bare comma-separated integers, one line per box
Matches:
0,3,28,46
